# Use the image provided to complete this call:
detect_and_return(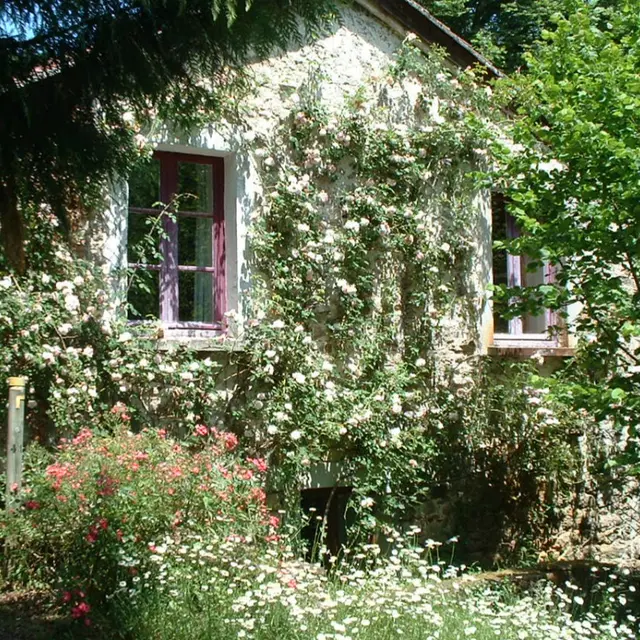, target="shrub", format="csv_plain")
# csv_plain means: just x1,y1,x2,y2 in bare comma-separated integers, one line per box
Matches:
1,421,277,627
